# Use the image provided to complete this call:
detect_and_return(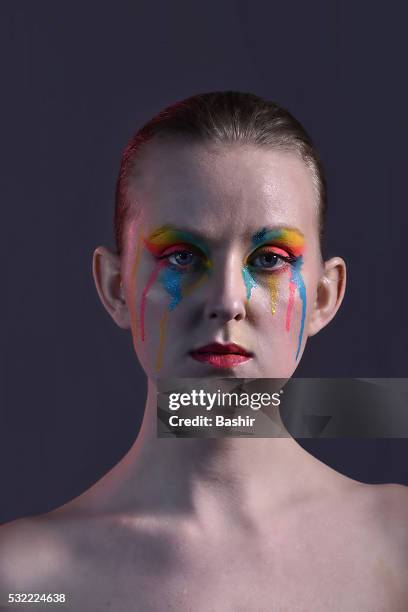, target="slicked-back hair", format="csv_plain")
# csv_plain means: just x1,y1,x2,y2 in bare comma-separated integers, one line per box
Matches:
114,91,327,256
